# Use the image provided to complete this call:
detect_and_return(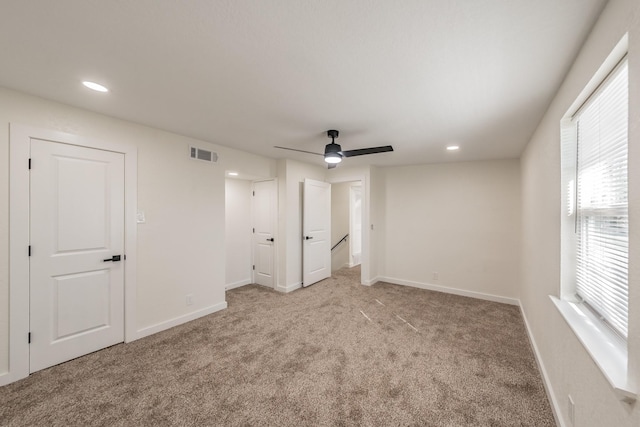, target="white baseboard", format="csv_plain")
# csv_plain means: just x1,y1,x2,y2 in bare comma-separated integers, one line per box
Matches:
377,276,519,306
373,277,559,421
520,305,564,427
1,302,229,386
363,276,380,286
331,263,350,274
0,370,20,387
135,302,228,340
225,278,251,290
276,281,302,293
